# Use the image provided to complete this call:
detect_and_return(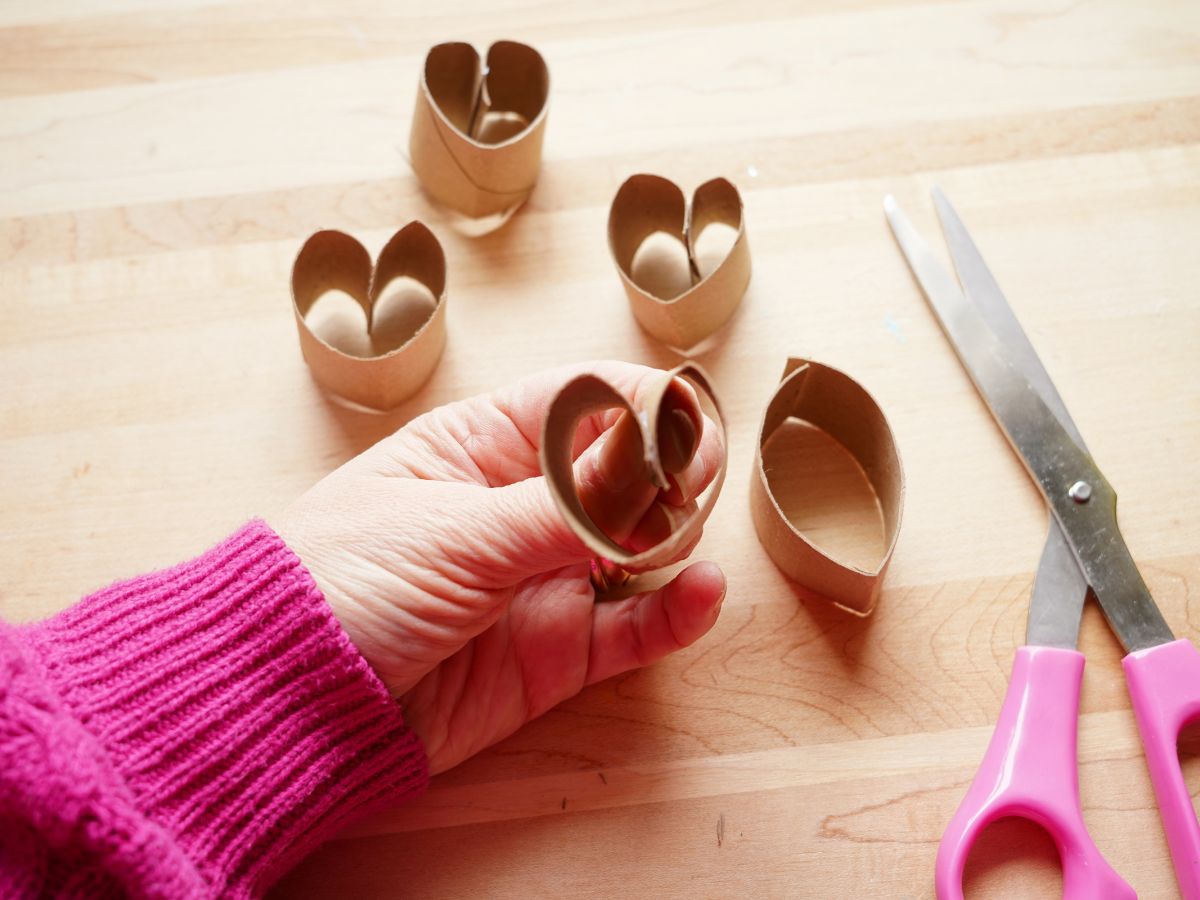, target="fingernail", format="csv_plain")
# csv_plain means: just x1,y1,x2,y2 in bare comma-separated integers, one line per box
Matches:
658,396,700,475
